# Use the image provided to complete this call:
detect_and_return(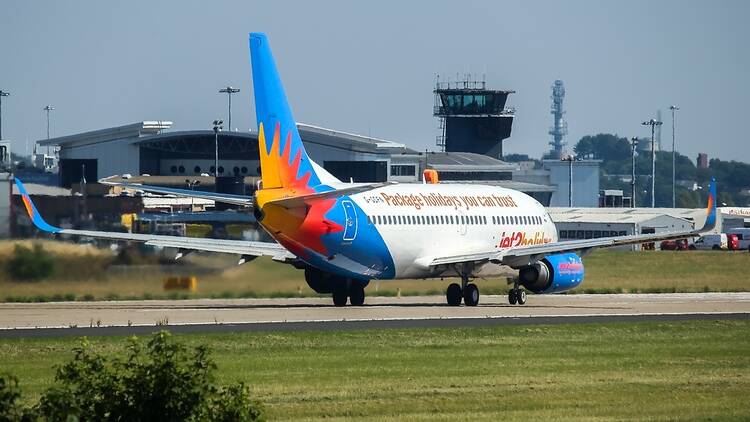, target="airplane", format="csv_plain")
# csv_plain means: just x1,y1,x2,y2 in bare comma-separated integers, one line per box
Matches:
14,32,718,307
